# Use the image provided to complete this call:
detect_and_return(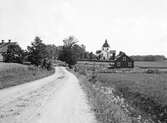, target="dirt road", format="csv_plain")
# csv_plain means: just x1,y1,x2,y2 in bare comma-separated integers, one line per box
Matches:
0,67,96,123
